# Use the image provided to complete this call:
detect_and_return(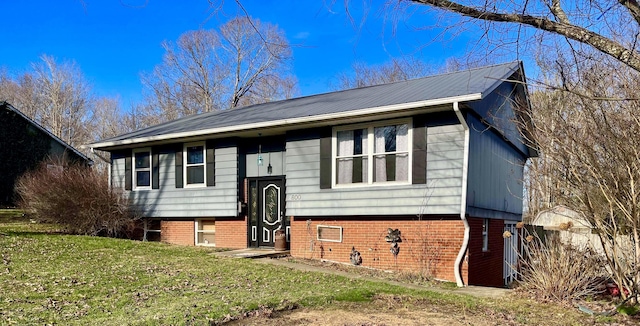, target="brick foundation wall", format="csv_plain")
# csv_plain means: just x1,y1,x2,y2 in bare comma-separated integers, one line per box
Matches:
161,220,195,246
467,217,505,287
290,217,468,284
216,217,248,249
